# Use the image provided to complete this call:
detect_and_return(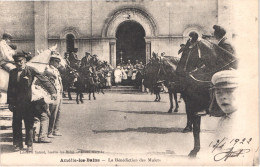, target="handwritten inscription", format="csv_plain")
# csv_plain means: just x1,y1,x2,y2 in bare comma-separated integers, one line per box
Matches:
214,147,250,161
209,137,253,161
